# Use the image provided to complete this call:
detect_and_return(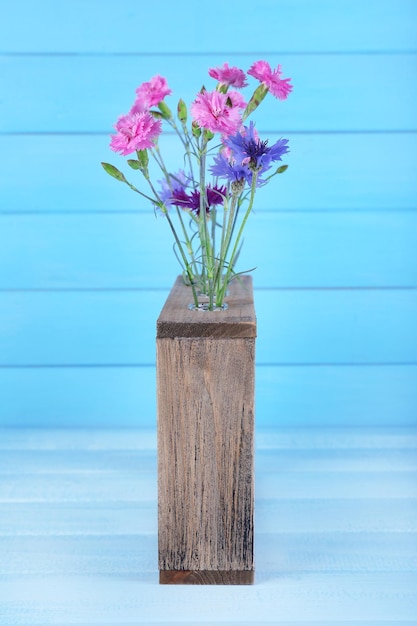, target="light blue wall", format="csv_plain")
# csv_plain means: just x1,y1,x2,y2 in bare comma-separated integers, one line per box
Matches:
0,0,416,427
